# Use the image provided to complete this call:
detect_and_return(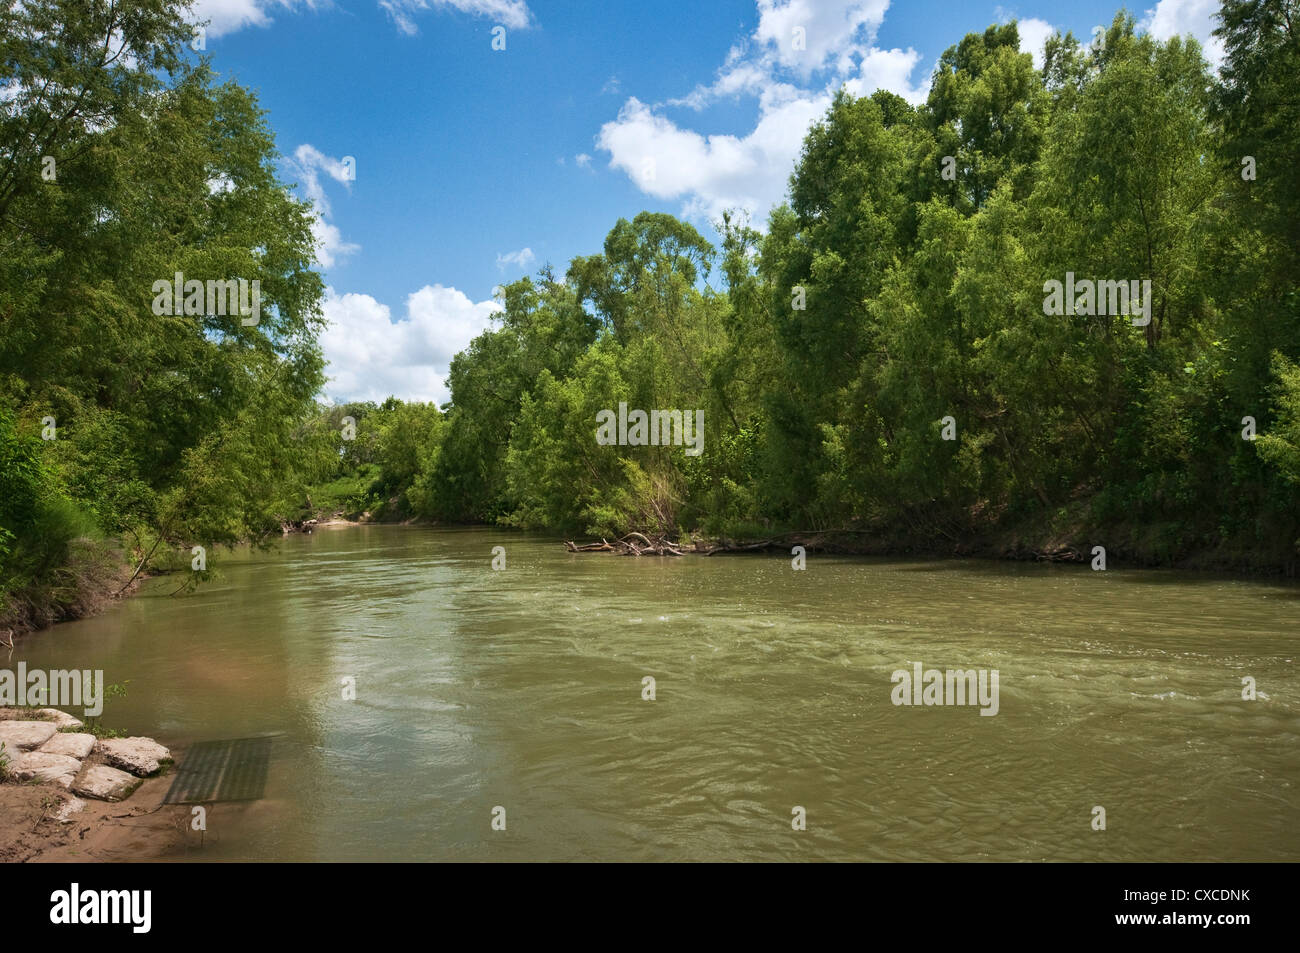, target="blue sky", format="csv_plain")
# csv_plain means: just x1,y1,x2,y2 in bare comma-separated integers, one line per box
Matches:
190,0,1227,404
